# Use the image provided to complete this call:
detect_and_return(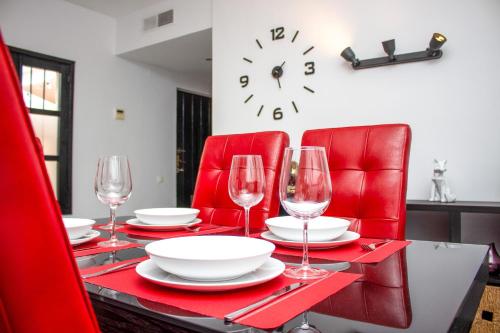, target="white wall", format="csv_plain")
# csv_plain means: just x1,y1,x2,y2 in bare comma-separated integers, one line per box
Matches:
212,0,500,244
212,0,500,202
116,0,212,55
0,0,211,218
